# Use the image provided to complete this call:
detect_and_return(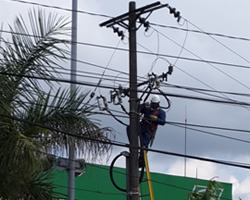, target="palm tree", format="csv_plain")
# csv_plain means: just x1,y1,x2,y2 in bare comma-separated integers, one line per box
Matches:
0,9,114,199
